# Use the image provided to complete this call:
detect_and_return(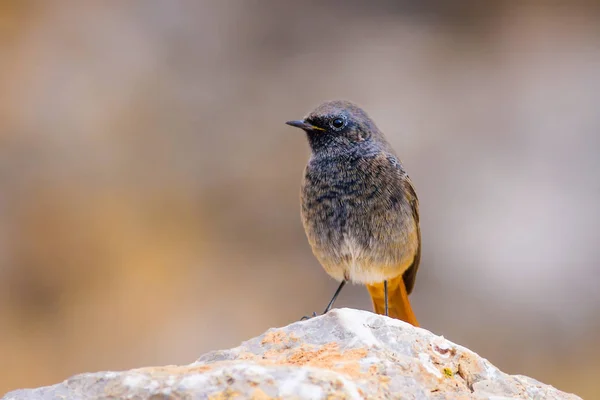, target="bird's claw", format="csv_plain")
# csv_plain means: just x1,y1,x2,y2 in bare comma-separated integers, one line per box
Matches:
300,311,318,321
